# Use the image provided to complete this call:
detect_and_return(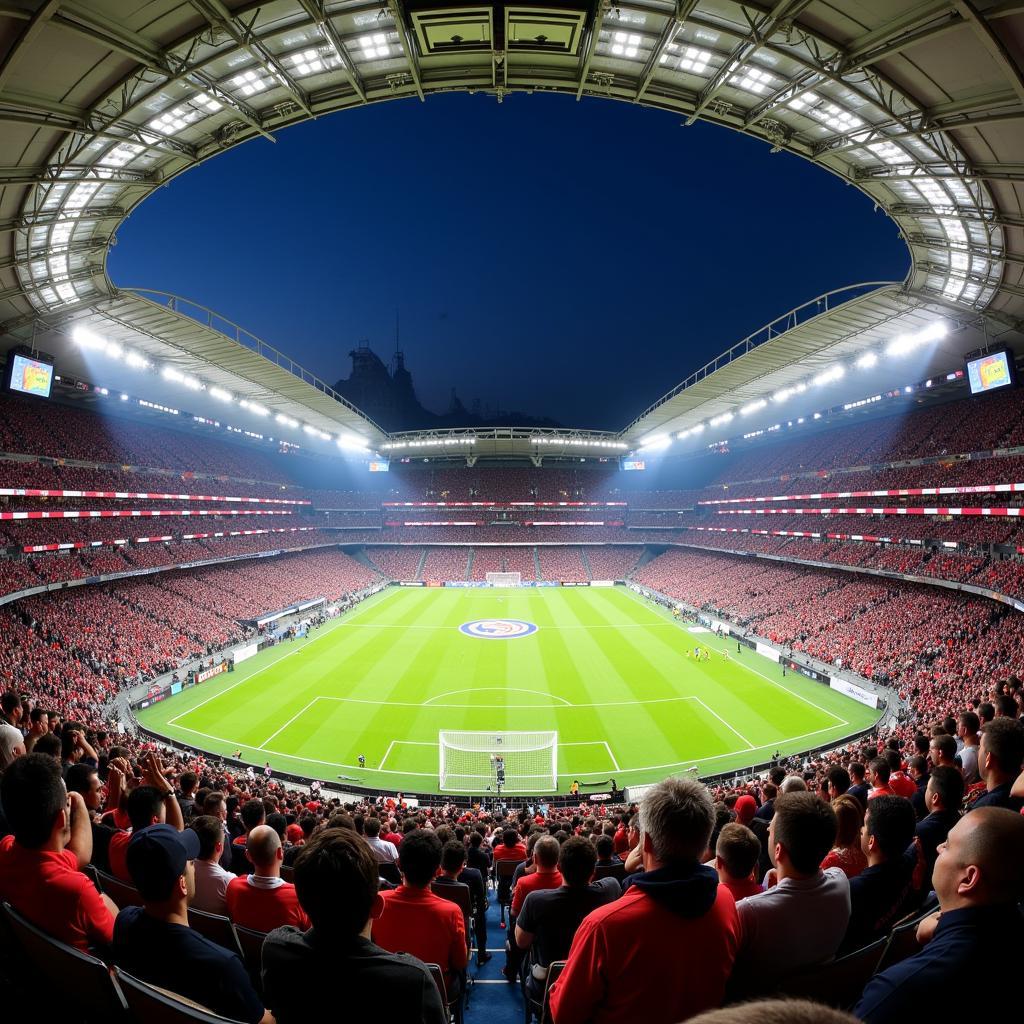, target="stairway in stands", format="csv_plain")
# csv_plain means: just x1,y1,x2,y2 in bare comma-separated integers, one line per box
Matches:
466,547,475,580
532,547,542,580
415,548,429,581
579,546,594,579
